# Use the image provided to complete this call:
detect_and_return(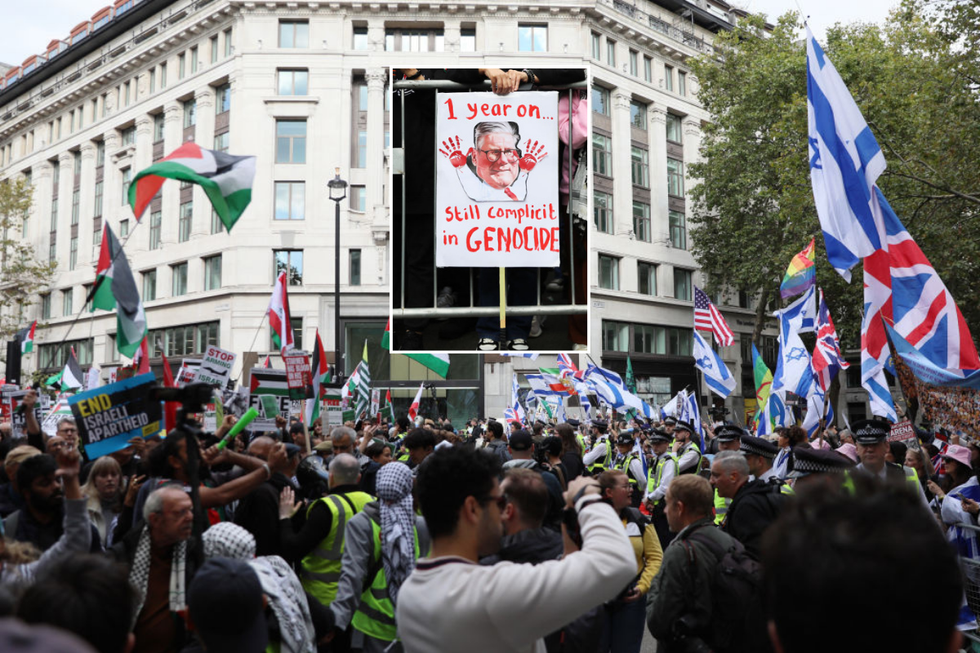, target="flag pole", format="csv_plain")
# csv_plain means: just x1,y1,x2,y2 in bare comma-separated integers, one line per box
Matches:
236,312,270,383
